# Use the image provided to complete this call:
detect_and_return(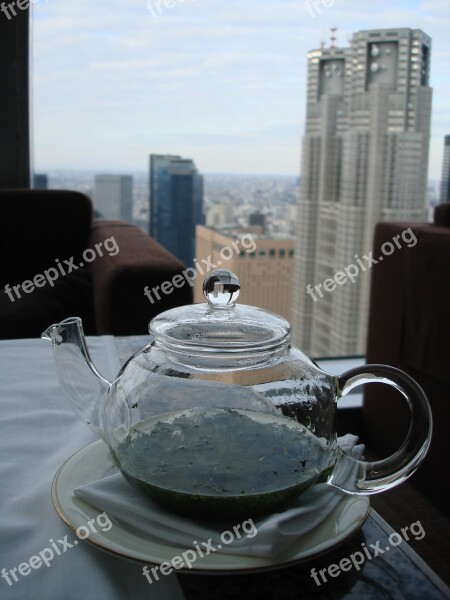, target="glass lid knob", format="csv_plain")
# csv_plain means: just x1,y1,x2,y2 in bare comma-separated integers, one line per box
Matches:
203,270,240,309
